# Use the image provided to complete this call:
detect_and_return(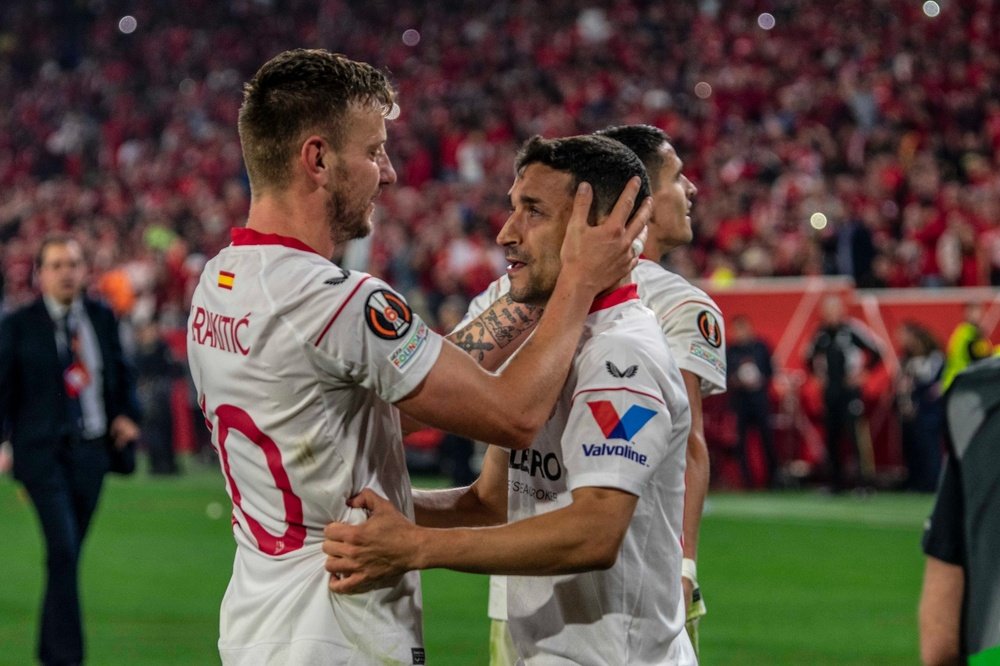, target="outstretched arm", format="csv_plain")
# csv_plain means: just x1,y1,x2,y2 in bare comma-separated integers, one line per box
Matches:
401,294,541,434
395,180,650,449
446,293,541,372
324,484,637,593
412,445,509,528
